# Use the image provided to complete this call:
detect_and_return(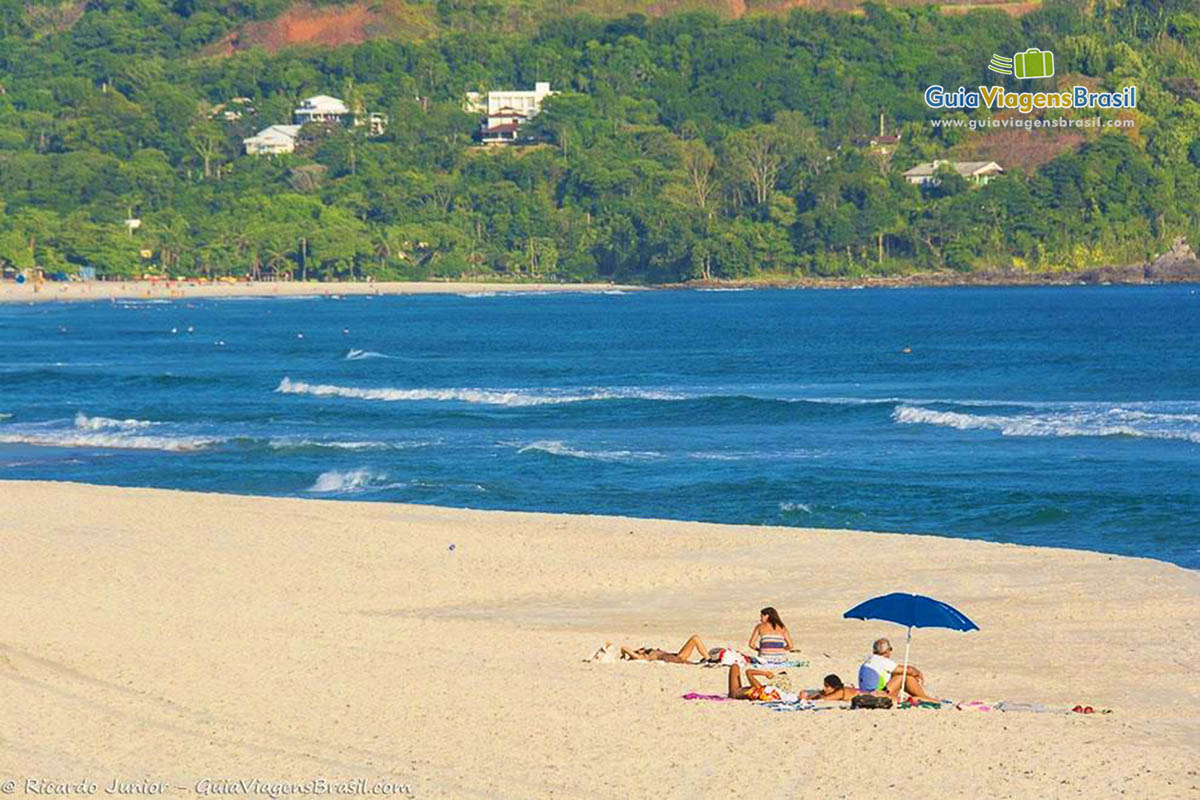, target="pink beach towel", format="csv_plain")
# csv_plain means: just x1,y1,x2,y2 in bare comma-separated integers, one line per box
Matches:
956,700,994,711
682,693,735,702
